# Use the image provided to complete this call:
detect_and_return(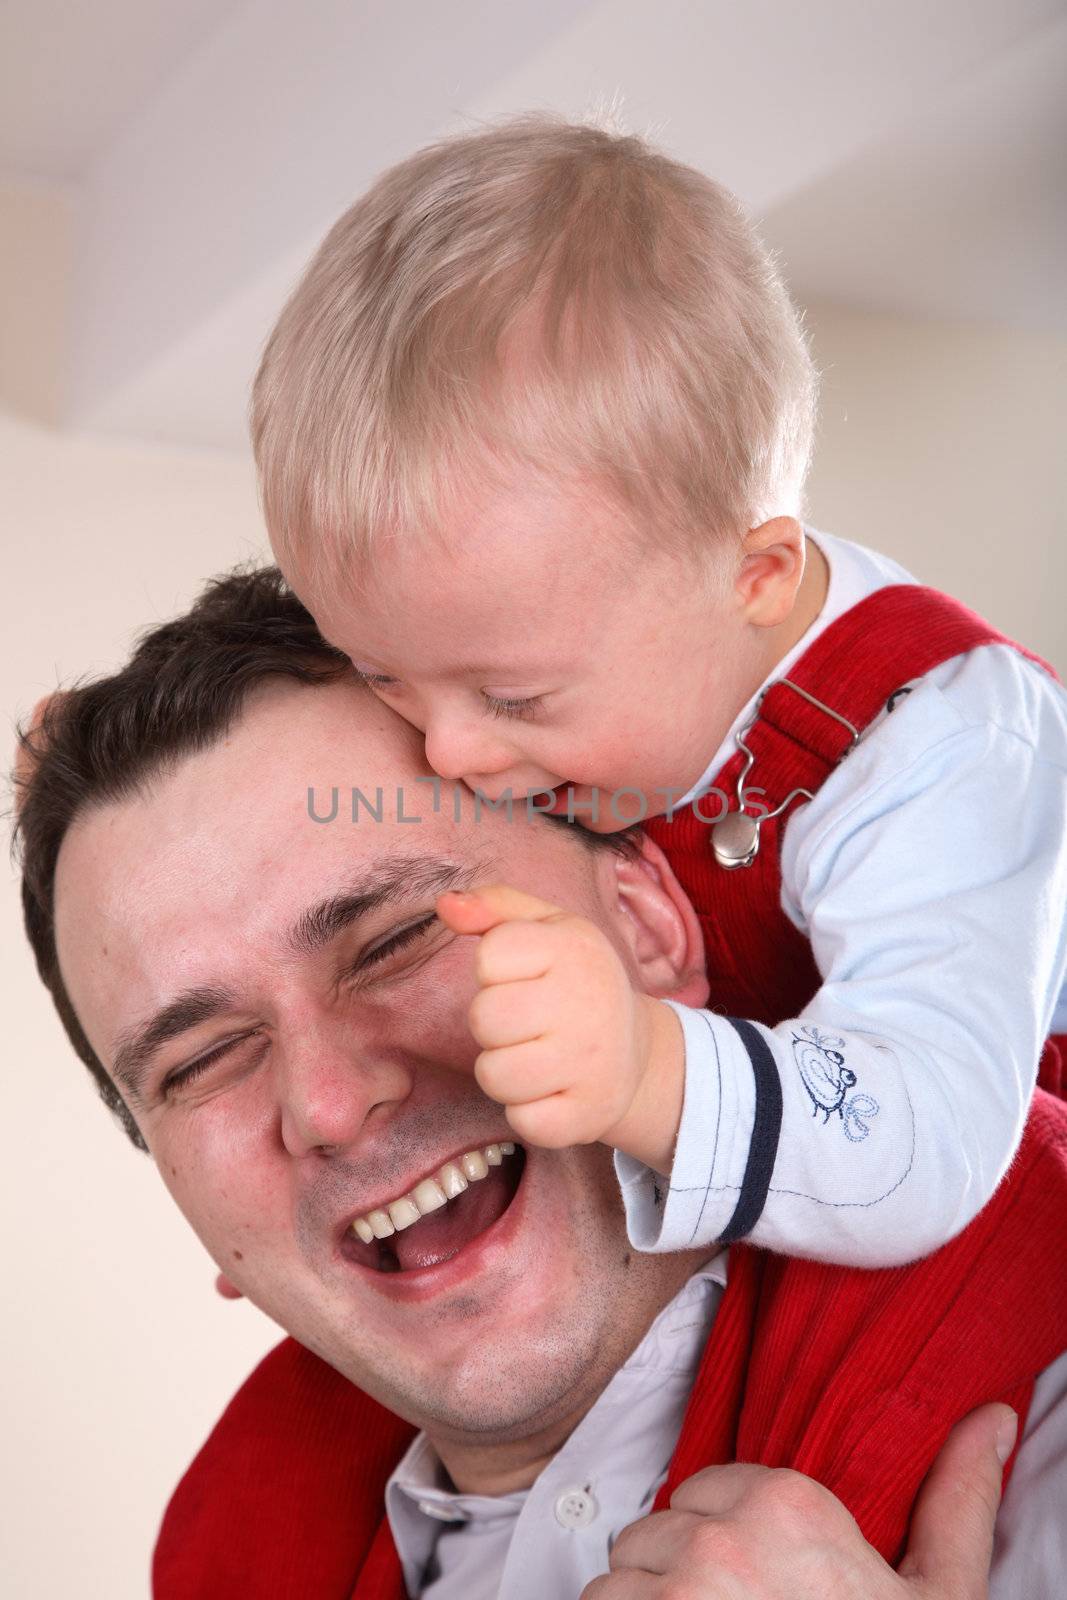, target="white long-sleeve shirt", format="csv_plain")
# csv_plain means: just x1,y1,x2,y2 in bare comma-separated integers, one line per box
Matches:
616,529,1067,1267
385,1259,1067,1598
